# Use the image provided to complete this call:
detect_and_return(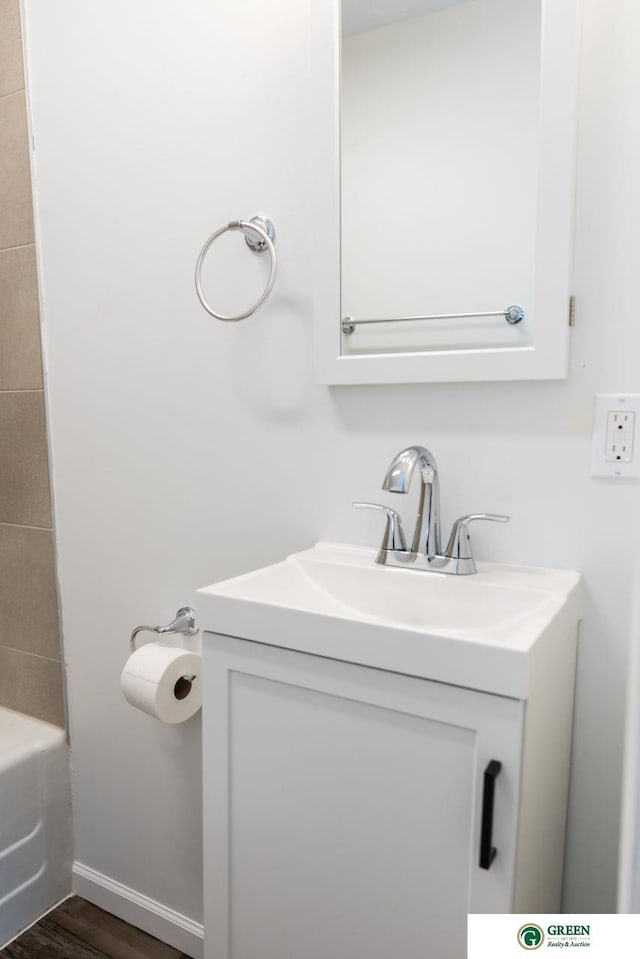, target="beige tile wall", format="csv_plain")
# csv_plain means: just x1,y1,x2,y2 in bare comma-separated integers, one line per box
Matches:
0,0,65,728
